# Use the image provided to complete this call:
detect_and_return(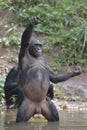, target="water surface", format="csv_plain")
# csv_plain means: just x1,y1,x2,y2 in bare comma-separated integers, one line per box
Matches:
0,109,87,130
